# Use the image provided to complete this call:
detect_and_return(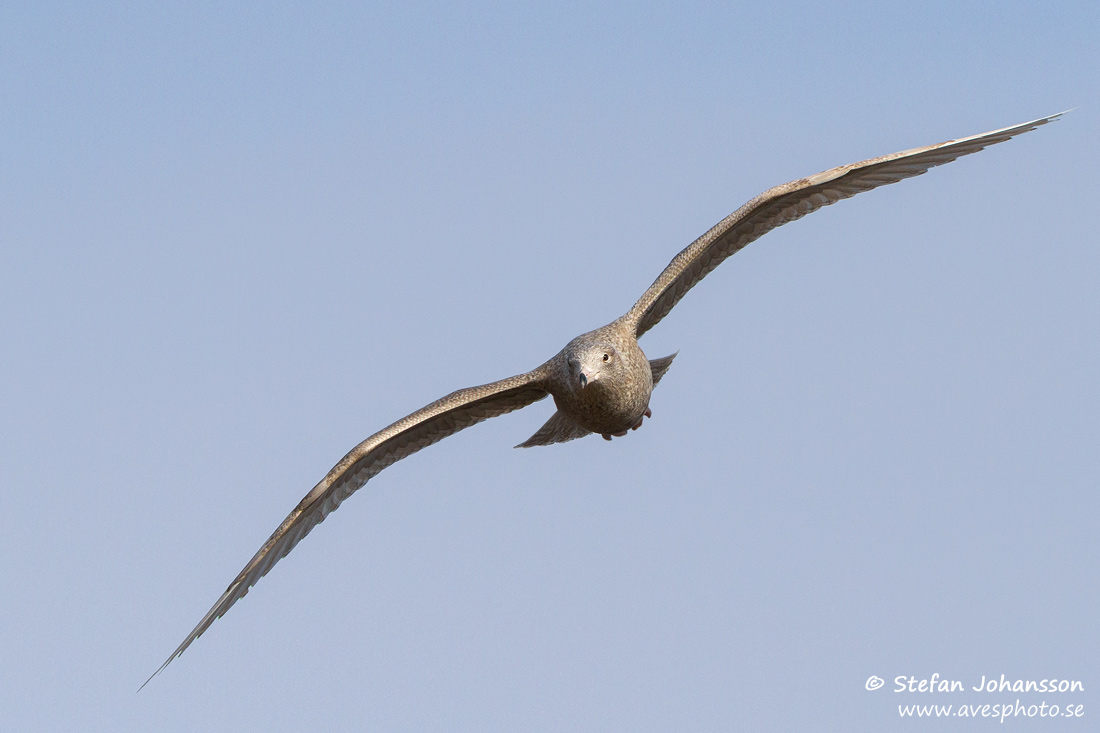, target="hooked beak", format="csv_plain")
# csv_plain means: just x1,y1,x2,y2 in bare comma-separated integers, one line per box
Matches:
569,357,598,389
